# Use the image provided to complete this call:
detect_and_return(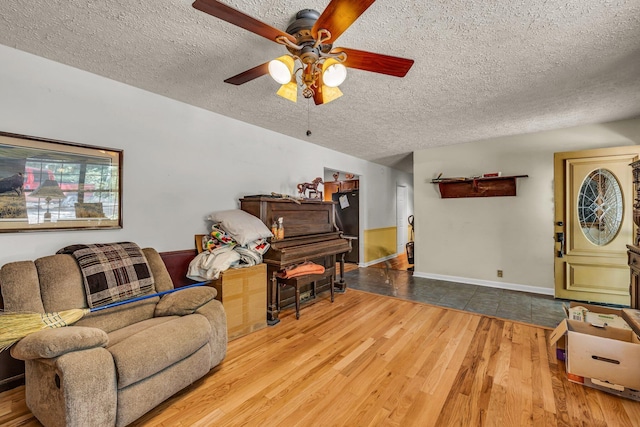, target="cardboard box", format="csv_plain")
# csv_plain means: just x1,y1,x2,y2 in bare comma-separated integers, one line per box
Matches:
556,302,633,361
210,263,267,340
563,302,632,329
549,319,640,392
566,375,640,402
622,308,640,335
